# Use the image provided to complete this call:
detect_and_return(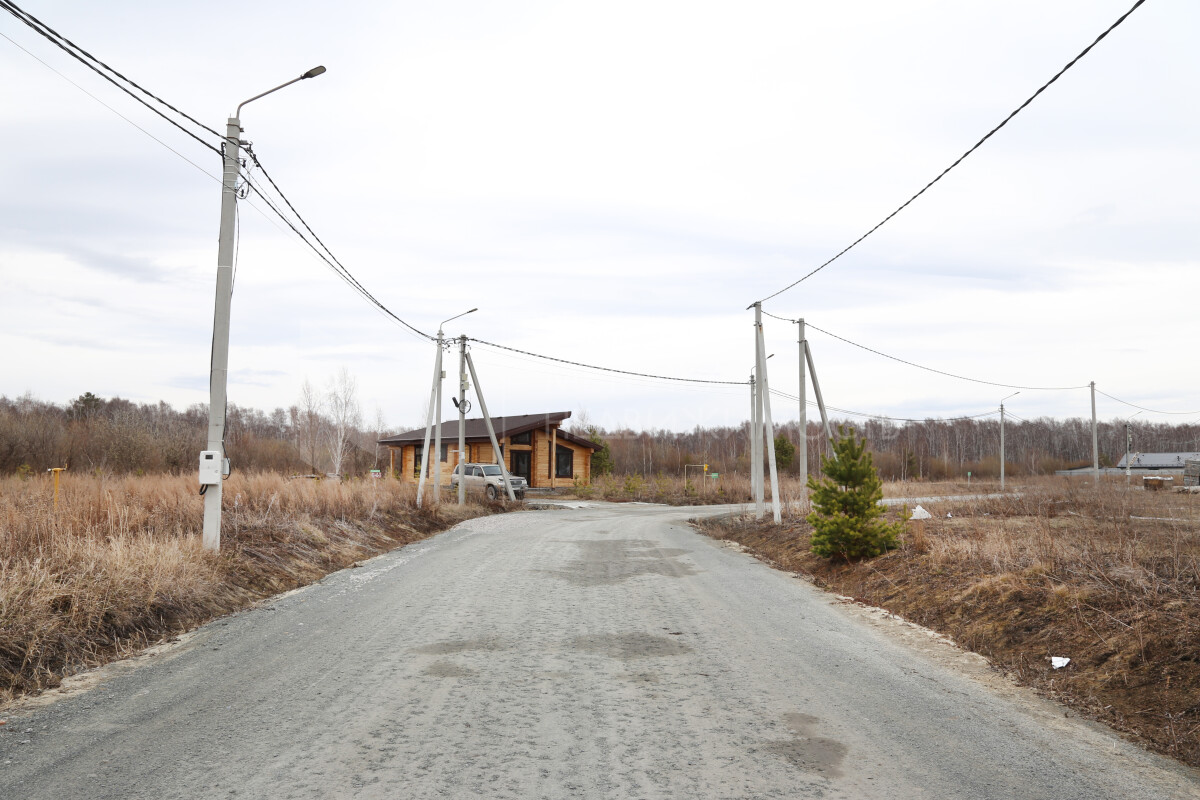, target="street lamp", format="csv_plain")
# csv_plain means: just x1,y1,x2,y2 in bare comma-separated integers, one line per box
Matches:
201,66,327,551
999,391,1019,491
1125,411,1143,485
